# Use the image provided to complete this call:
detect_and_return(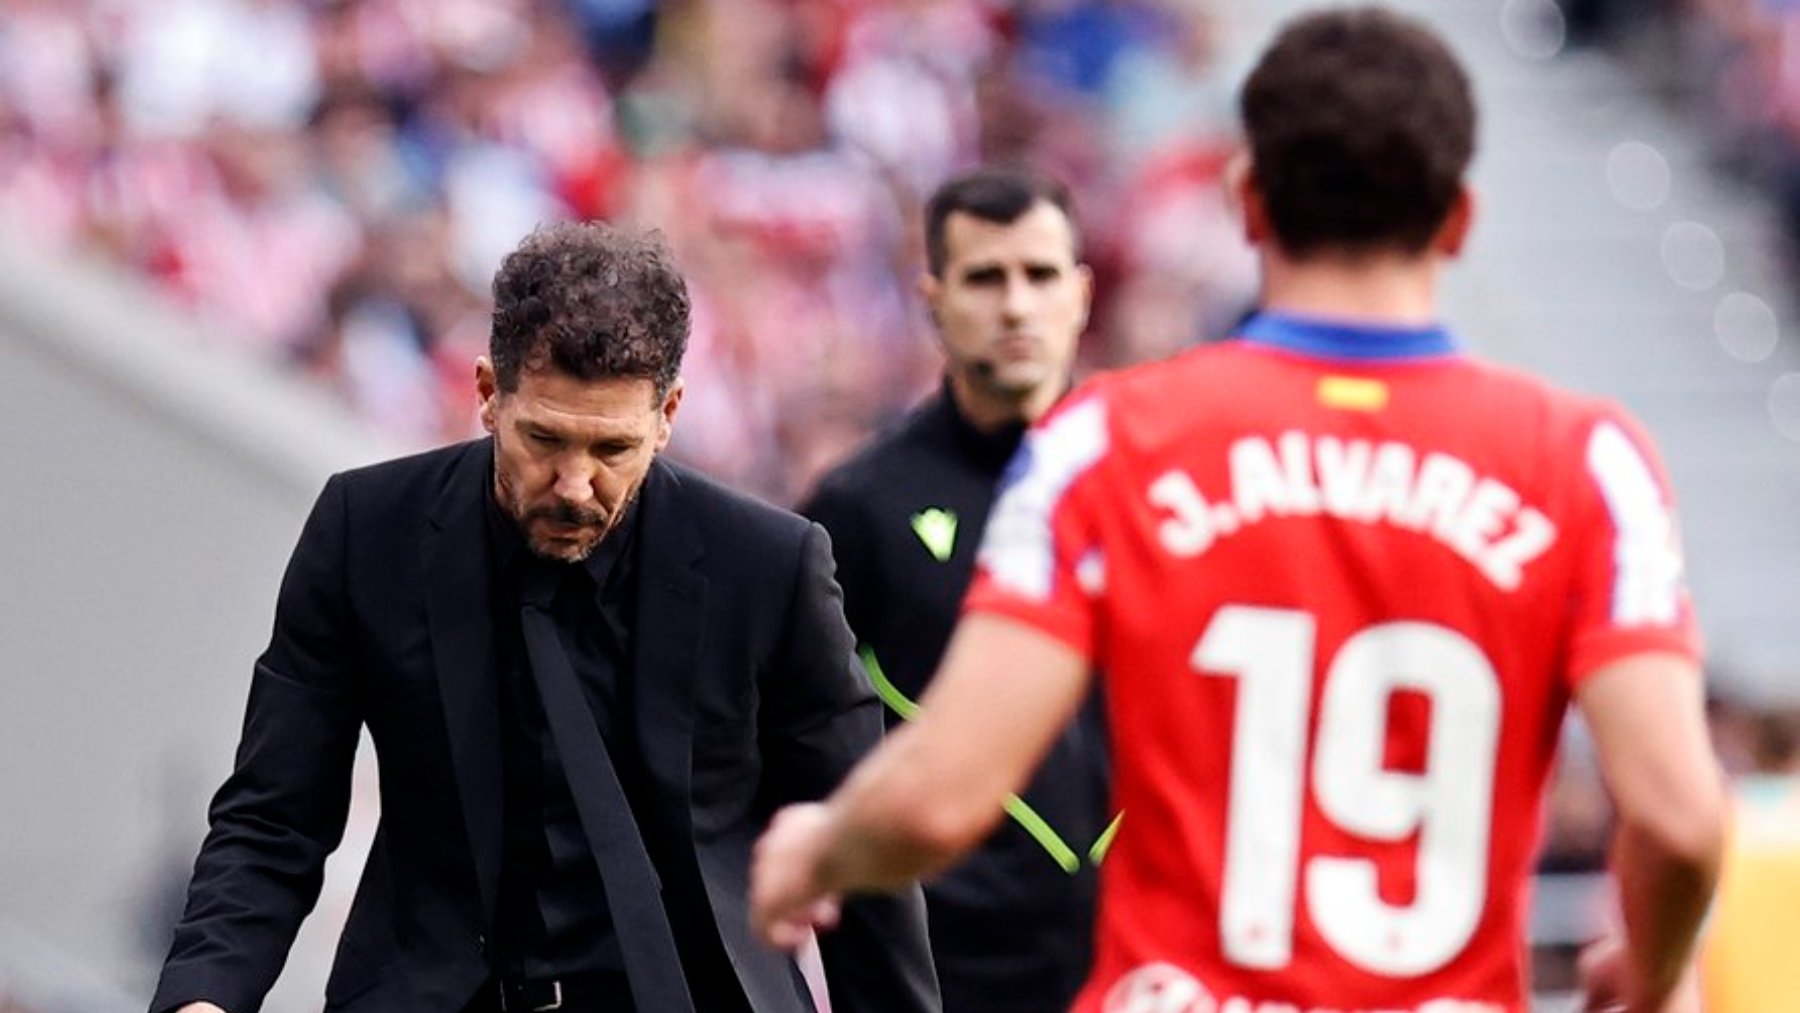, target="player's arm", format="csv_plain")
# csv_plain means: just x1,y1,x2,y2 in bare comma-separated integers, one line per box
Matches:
751,612,1091,948
1575,650,1725,1012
